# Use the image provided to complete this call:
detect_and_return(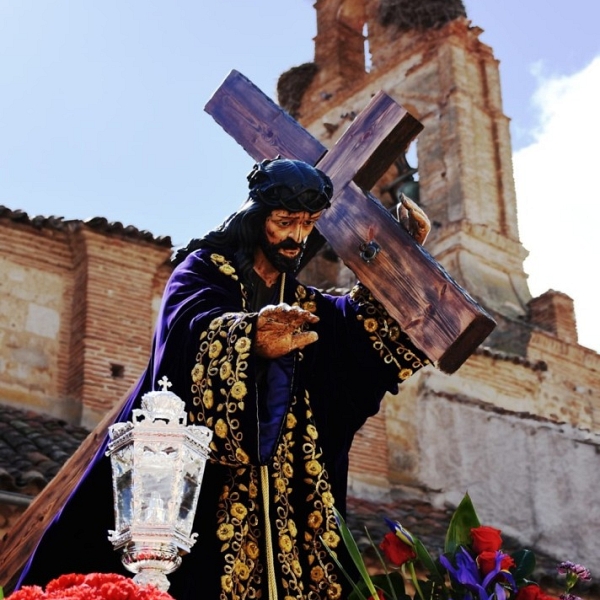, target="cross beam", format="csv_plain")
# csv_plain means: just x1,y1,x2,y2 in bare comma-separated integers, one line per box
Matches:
205,70,495,373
